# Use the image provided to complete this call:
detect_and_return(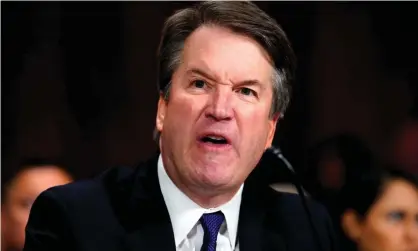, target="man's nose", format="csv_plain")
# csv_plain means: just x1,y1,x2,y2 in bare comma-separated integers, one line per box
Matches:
204,87,233,121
